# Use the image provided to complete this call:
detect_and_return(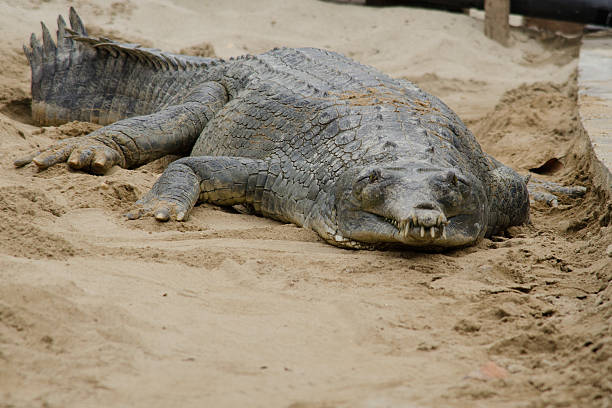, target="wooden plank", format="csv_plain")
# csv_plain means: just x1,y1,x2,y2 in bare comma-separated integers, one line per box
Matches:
484,0,510,46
